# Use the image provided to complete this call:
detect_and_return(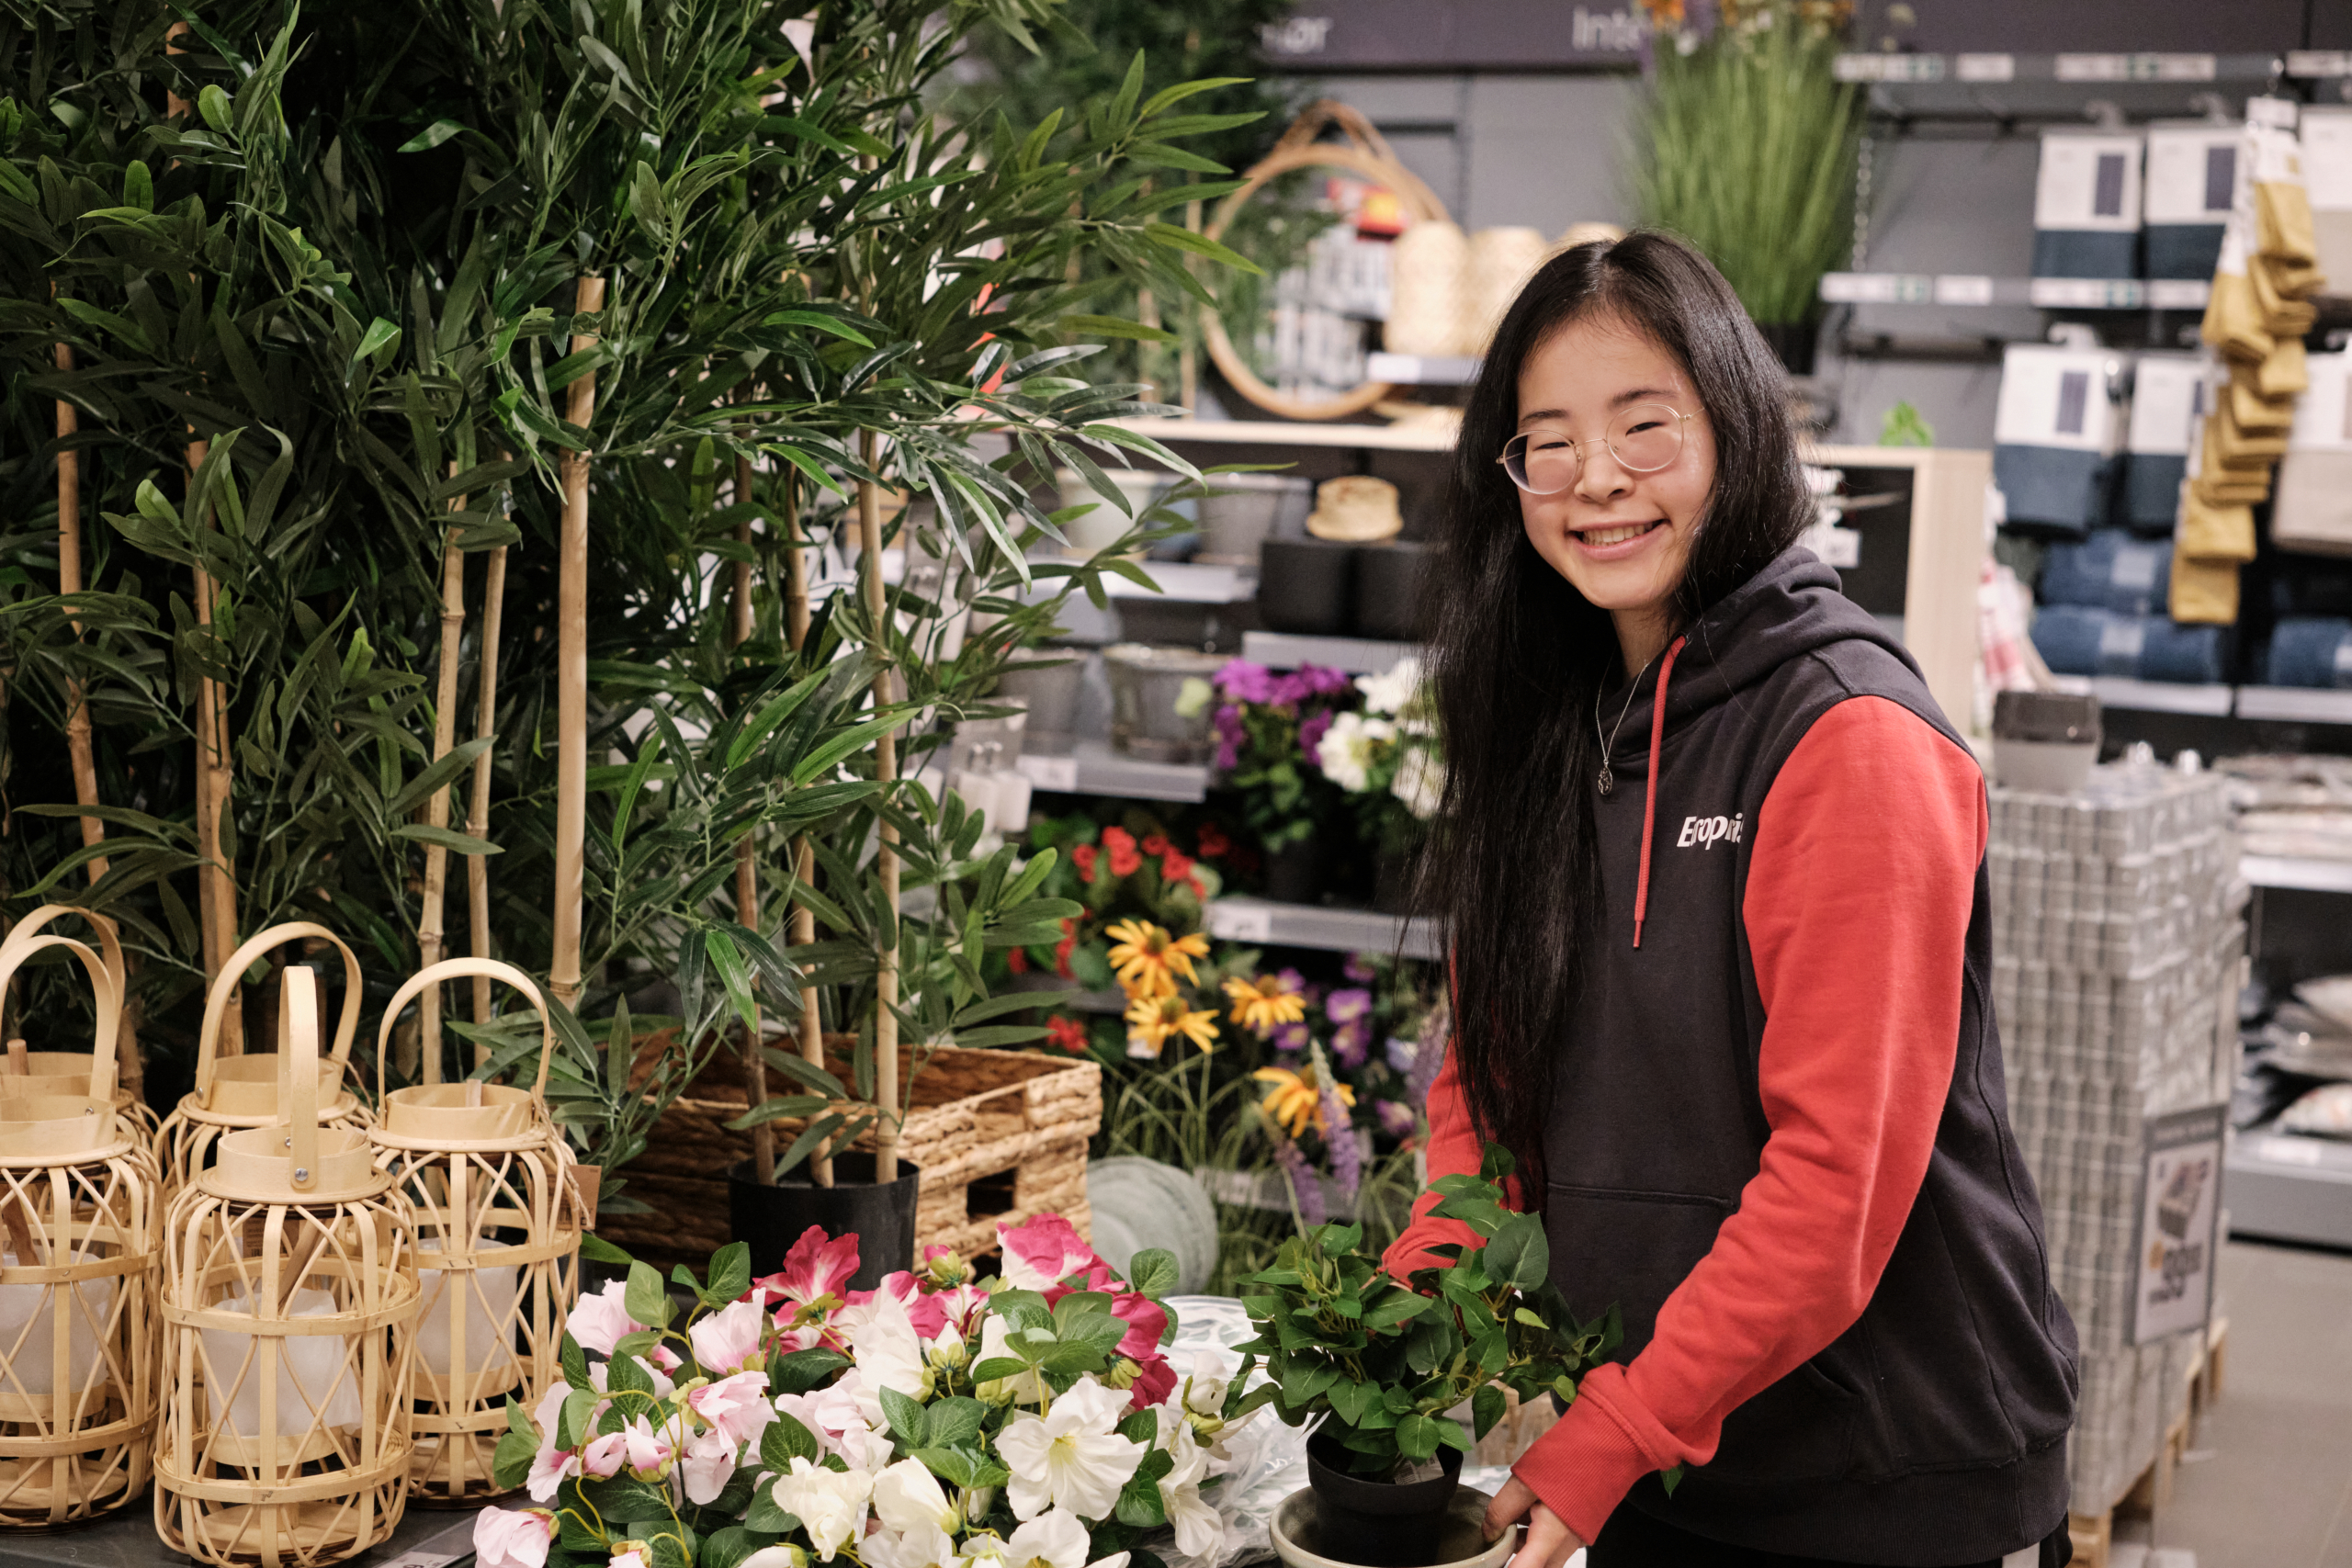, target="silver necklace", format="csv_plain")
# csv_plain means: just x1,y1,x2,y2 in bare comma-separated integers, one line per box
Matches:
1593,651,1659,797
